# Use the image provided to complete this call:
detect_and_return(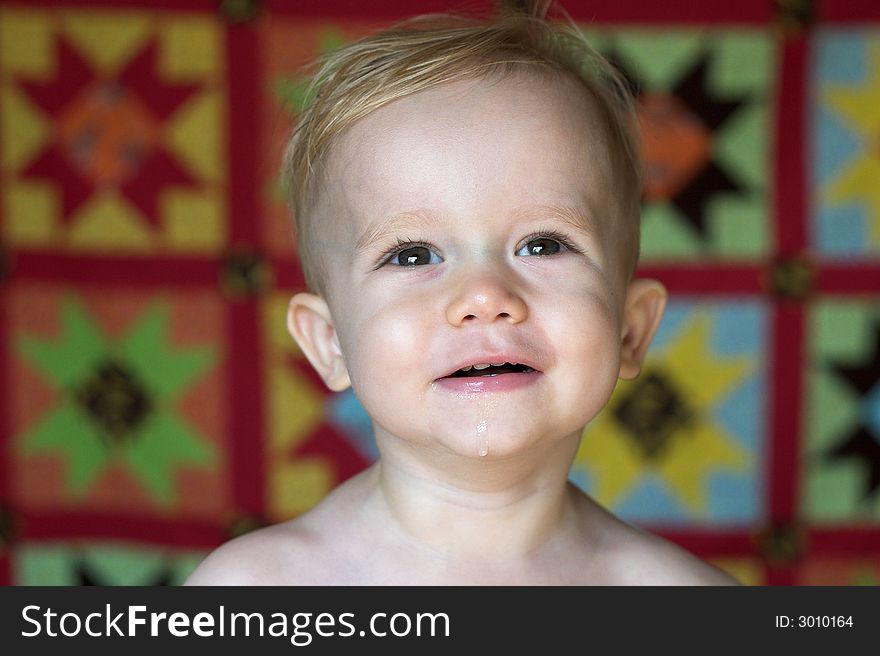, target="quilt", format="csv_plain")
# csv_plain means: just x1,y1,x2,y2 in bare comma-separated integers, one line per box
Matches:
1,0,878,586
